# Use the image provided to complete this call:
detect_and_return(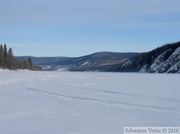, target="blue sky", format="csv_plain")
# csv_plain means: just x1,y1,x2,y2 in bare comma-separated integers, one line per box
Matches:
1,0,180,57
